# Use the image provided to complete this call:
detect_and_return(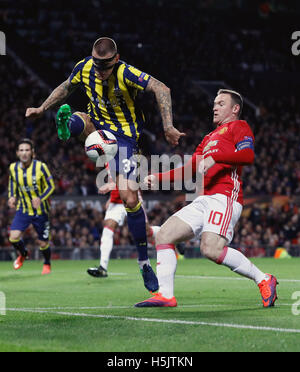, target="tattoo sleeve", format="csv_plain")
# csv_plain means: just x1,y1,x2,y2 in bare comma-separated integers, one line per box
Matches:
41,79,77,111
146,77,173,131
